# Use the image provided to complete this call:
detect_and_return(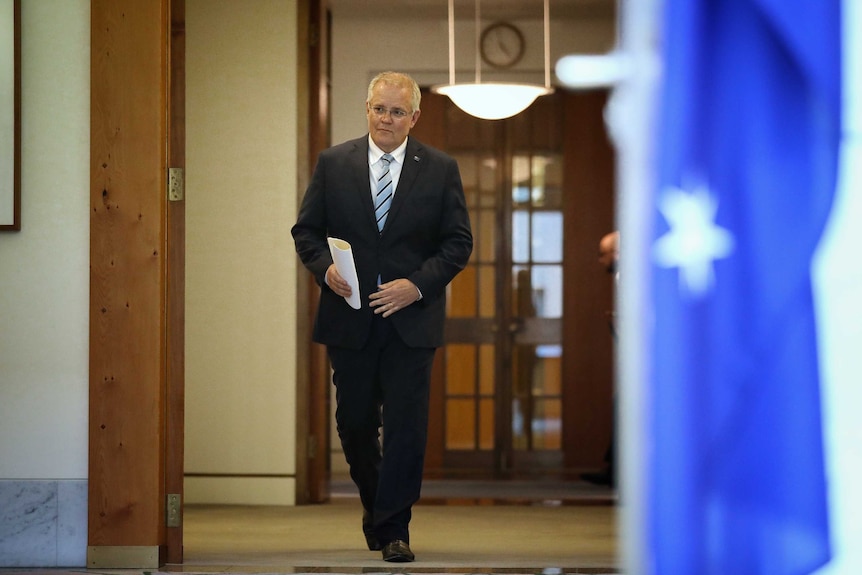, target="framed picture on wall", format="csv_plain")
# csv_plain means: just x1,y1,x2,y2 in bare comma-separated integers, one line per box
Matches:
1,0,20,231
